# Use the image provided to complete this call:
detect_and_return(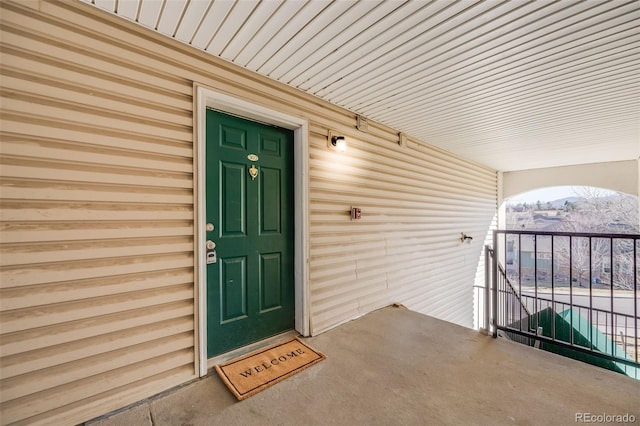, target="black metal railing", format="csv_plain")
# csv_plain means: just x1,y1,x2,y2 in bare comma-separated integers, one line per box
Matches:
495,262,537,346
491,230,639,379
